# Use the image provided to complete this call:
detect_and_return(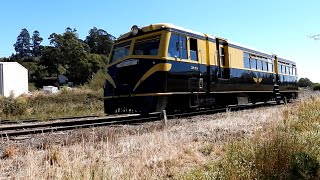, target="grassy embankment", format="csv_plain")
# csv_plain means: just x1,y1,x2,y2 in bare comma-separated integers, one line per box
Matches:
0,92,319,179
0,88,104,120
0,70,105,120
183,94,320,179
